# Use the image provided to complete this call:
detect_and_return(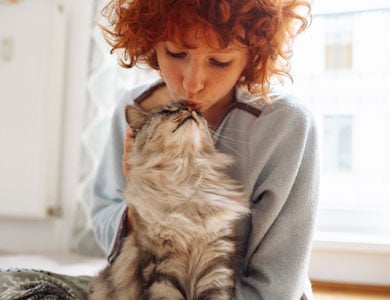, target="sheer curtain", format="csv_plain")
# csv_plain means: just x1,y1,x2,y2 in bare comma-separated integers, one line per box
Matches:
70,0,158,255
